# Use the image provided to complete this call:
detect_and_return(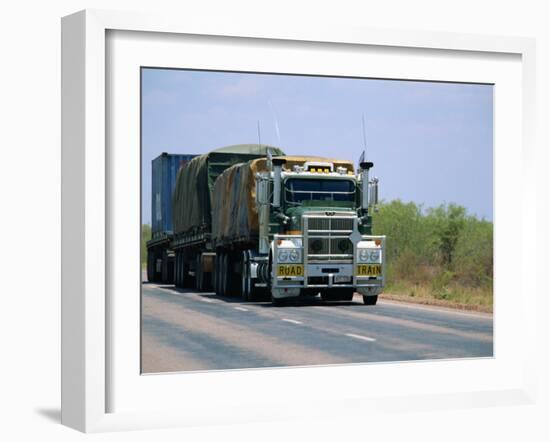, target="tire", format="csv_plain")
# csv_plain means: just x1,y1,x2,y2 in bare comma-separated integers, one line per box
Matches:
240,251,252,301
195,255,203,292
167,254,174,284
340,289,354,301
174,251,180,287
267,251,285,306
180,252,192,289
225,251,239,297
251,286,268,301
362,295,378,305
176,250,187,288
220,252,228,296
213,254,220,295
271,294,284,306
196,254,212,292
161,249,169,283
147,250,155,282
179,251,186,288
